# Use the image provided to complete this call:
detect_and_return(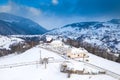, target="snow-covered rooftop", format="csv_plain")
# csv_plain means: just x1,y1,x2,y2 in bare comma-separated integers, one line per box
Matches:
69,47,88,54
